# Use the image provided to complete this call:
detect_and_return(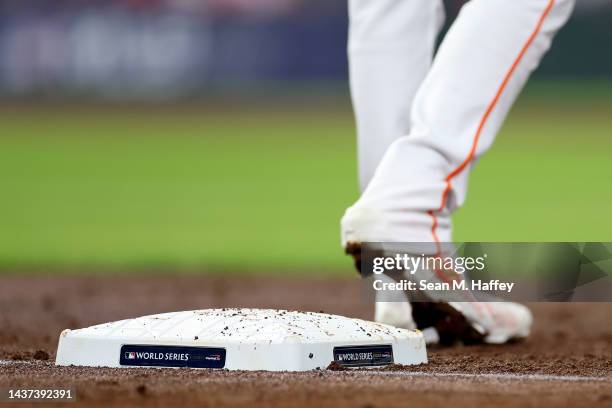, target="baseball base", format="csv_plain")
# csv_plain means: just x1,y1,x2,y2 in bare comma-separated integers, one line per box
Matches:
55,308,427,371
